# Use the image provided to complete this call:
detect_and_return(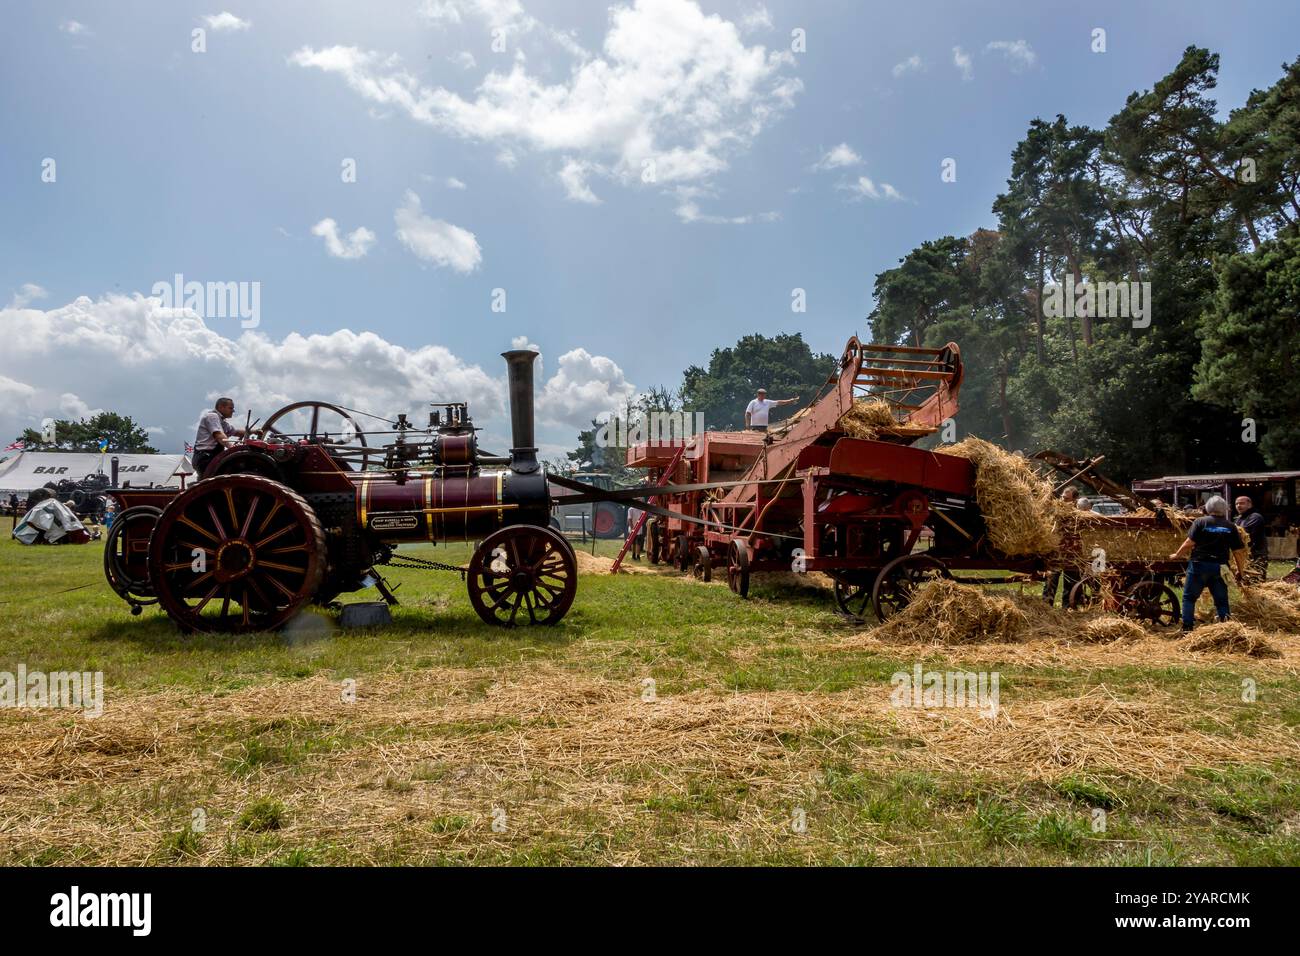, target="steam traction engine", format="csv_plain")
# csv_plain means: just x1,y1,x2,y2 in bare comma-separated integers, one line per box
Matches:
102,350,579,633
